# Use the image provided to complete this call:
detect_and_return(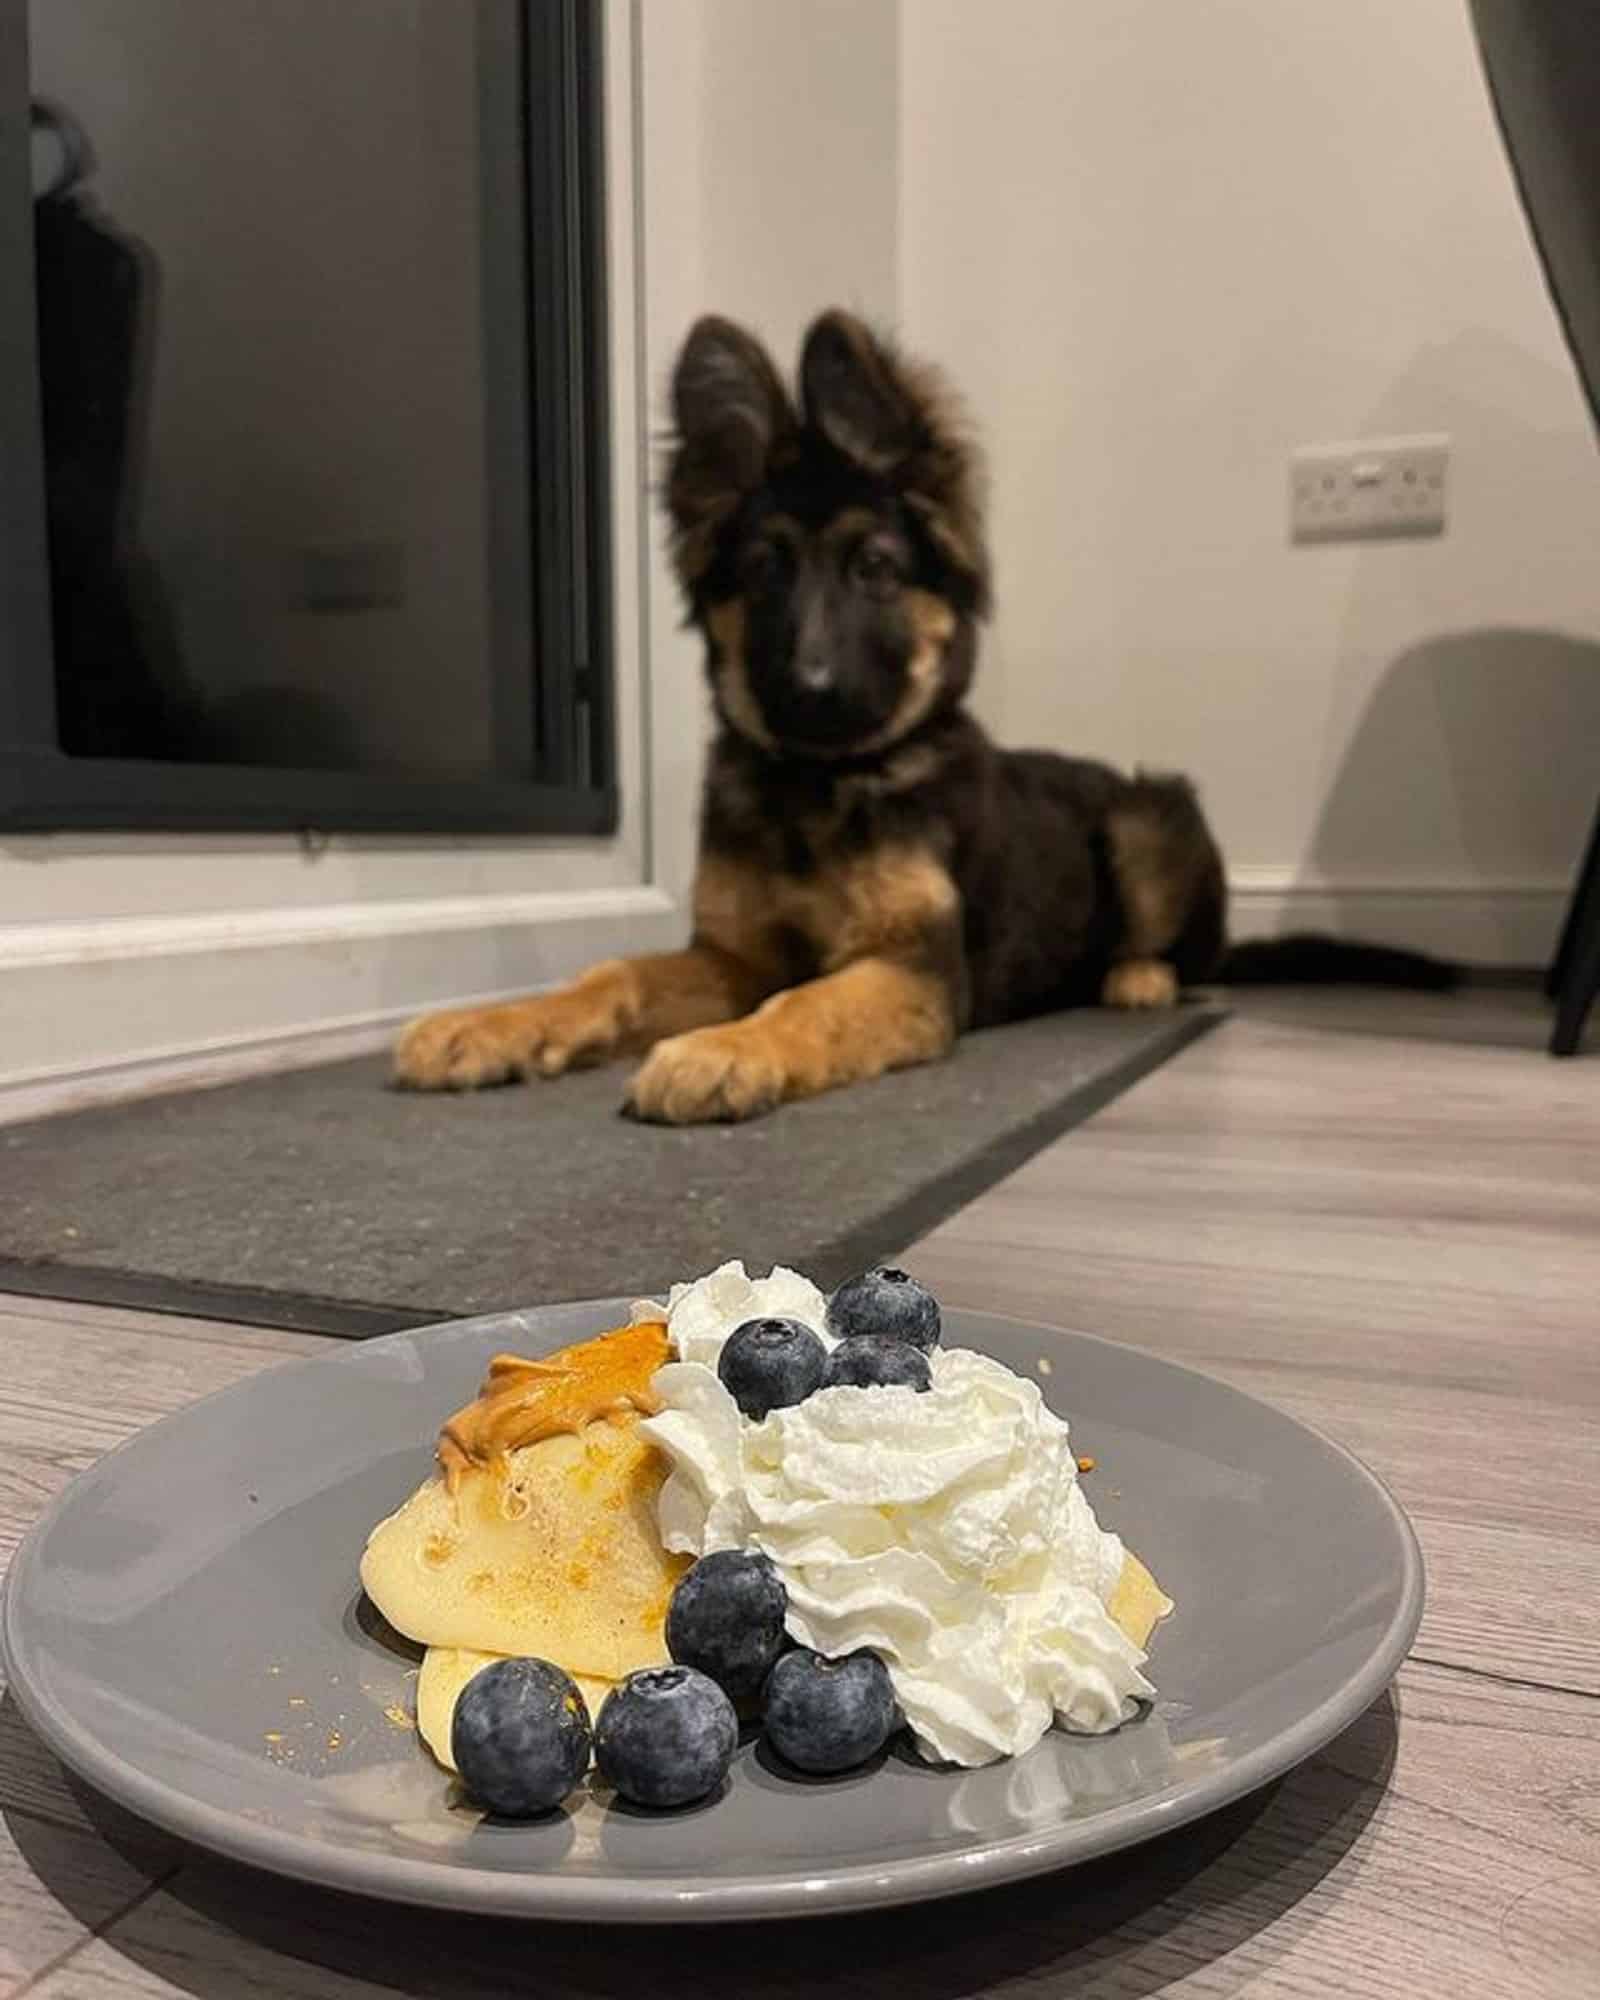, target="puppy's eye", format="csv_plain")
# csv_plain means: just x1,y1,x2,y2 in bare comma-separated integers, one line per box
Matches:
850,544,902,594
740,543,783,592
